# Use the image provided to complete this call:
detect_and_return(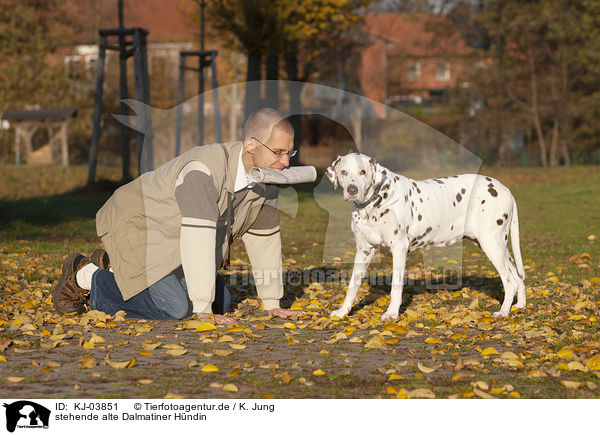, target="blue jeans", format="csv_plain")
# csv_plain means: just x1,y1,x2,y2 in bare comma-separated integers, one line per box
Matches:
89,266,231,320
